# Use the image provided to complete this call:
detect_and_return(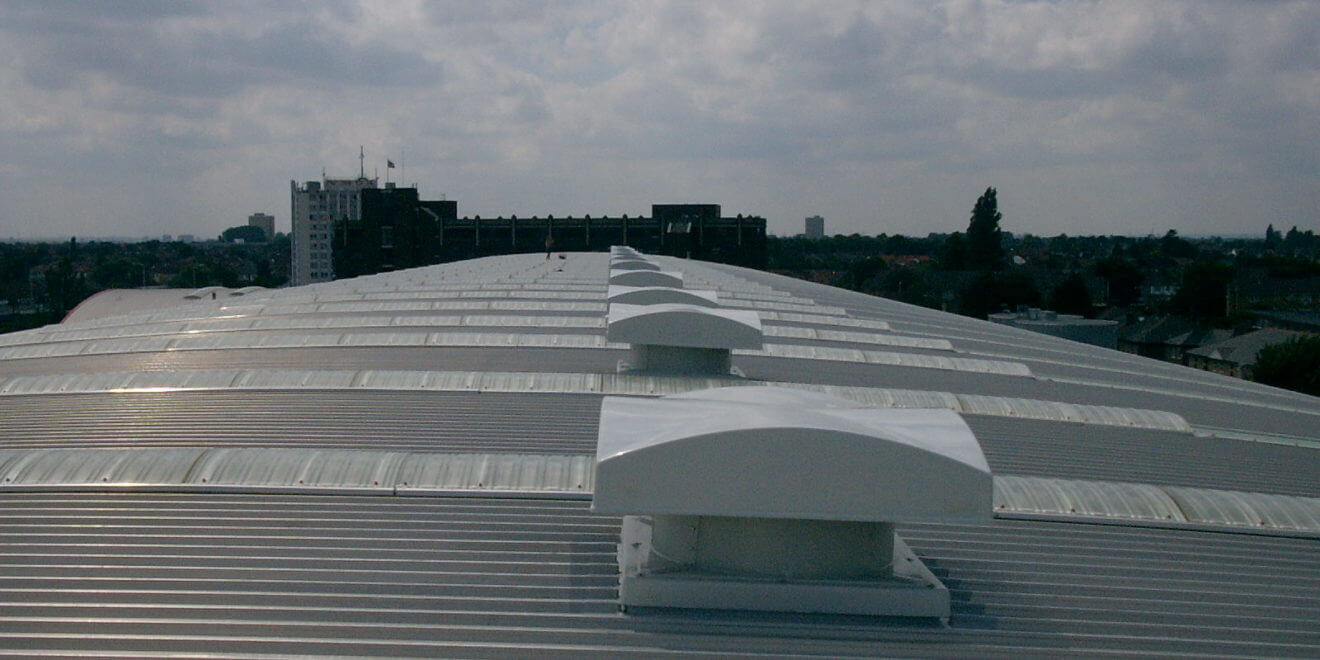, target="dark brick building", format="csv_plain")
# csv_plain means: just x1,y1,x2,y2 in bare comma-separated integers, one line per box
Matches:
335,198,765,278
